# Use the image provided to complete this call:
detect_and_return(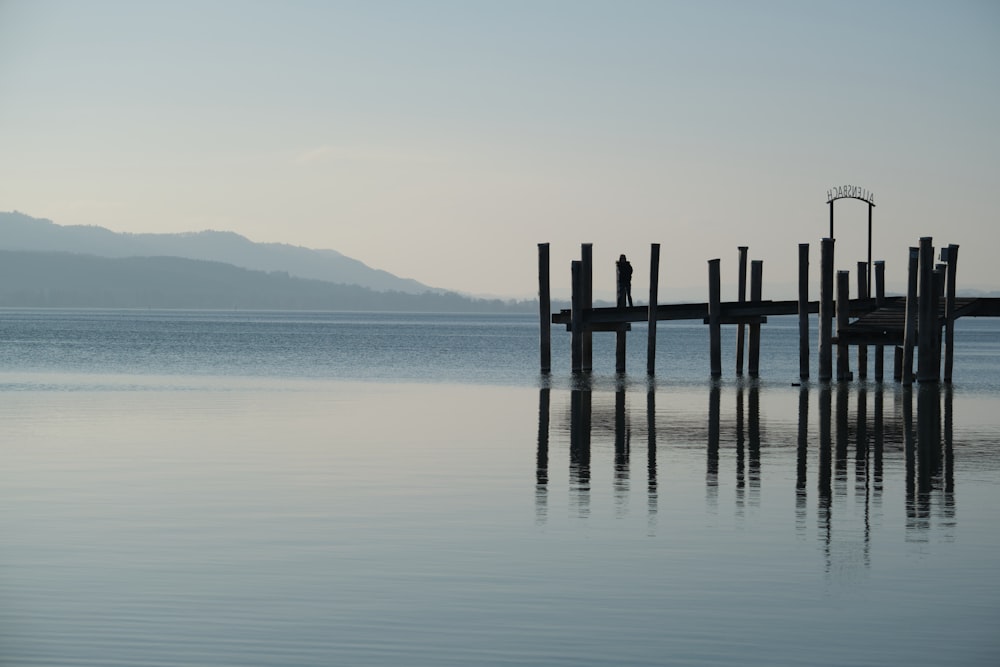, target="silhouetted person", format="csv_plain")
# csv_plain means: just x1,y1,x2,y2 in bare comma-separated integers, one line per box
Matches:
617,254,633,307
